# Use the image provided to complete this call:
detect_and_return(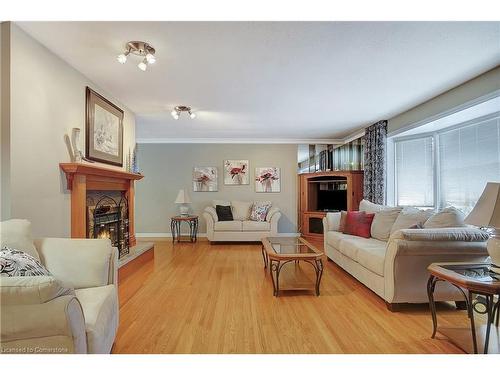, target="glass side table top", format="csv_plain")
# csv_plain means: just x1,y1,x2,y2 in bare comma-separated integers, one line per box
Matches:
266,237,318,255
440,263,500,283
